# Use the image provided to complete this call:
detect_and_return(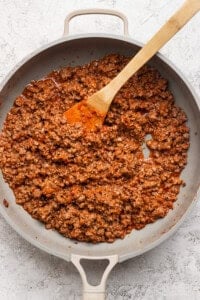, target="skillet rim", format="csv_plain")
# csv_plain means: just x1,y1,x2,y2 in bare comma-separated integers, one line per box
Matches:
0,33,199,262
